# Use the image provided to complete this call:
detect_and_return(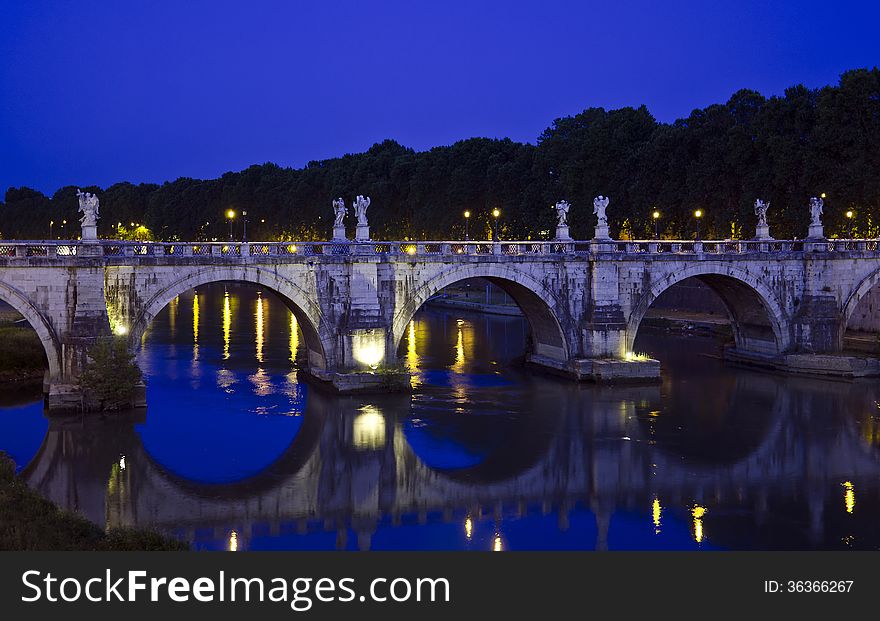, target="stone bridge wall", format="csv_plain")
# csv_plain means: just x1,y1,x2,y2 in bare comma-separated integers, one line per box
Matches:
3,242,880,411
